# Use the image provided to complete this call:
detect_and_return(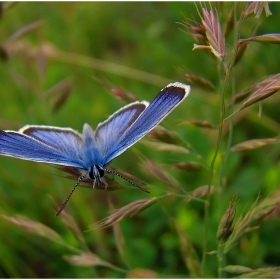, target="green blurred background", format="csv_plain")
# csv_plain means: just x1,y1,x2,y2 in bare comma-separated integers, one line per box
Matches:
0,2,280,277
